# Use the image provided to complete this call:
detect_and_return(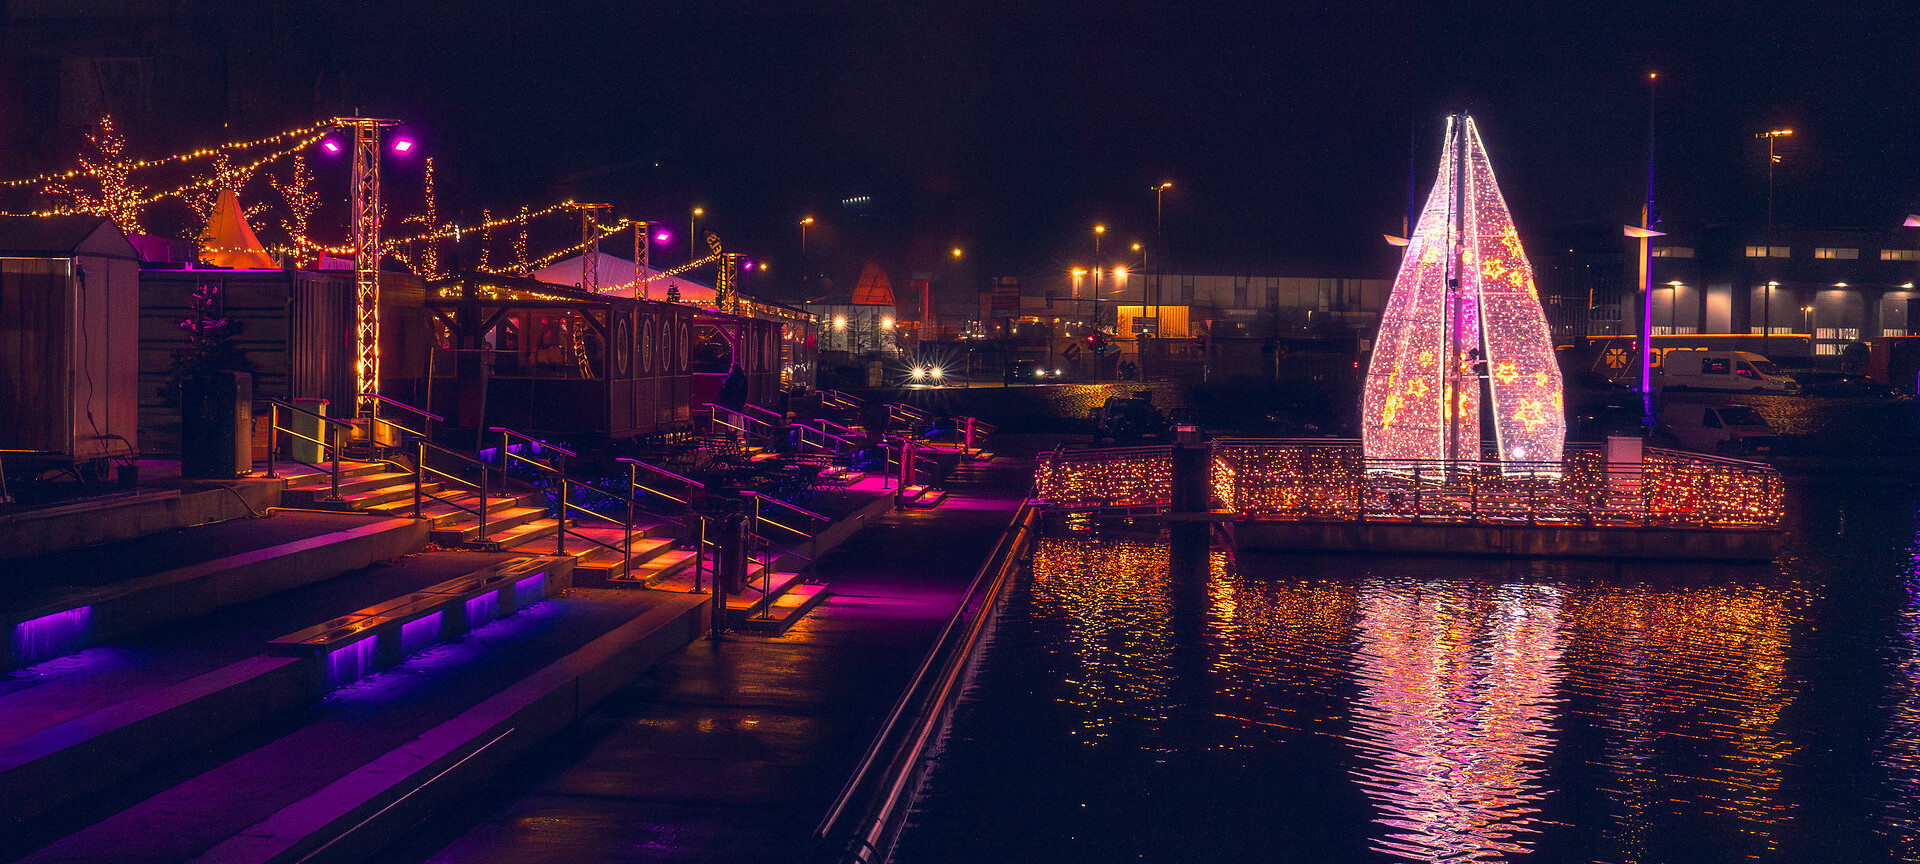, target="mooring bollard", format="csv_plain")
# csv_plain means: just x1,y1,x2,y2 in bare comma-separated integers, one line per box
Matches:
1169,424,1211,583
